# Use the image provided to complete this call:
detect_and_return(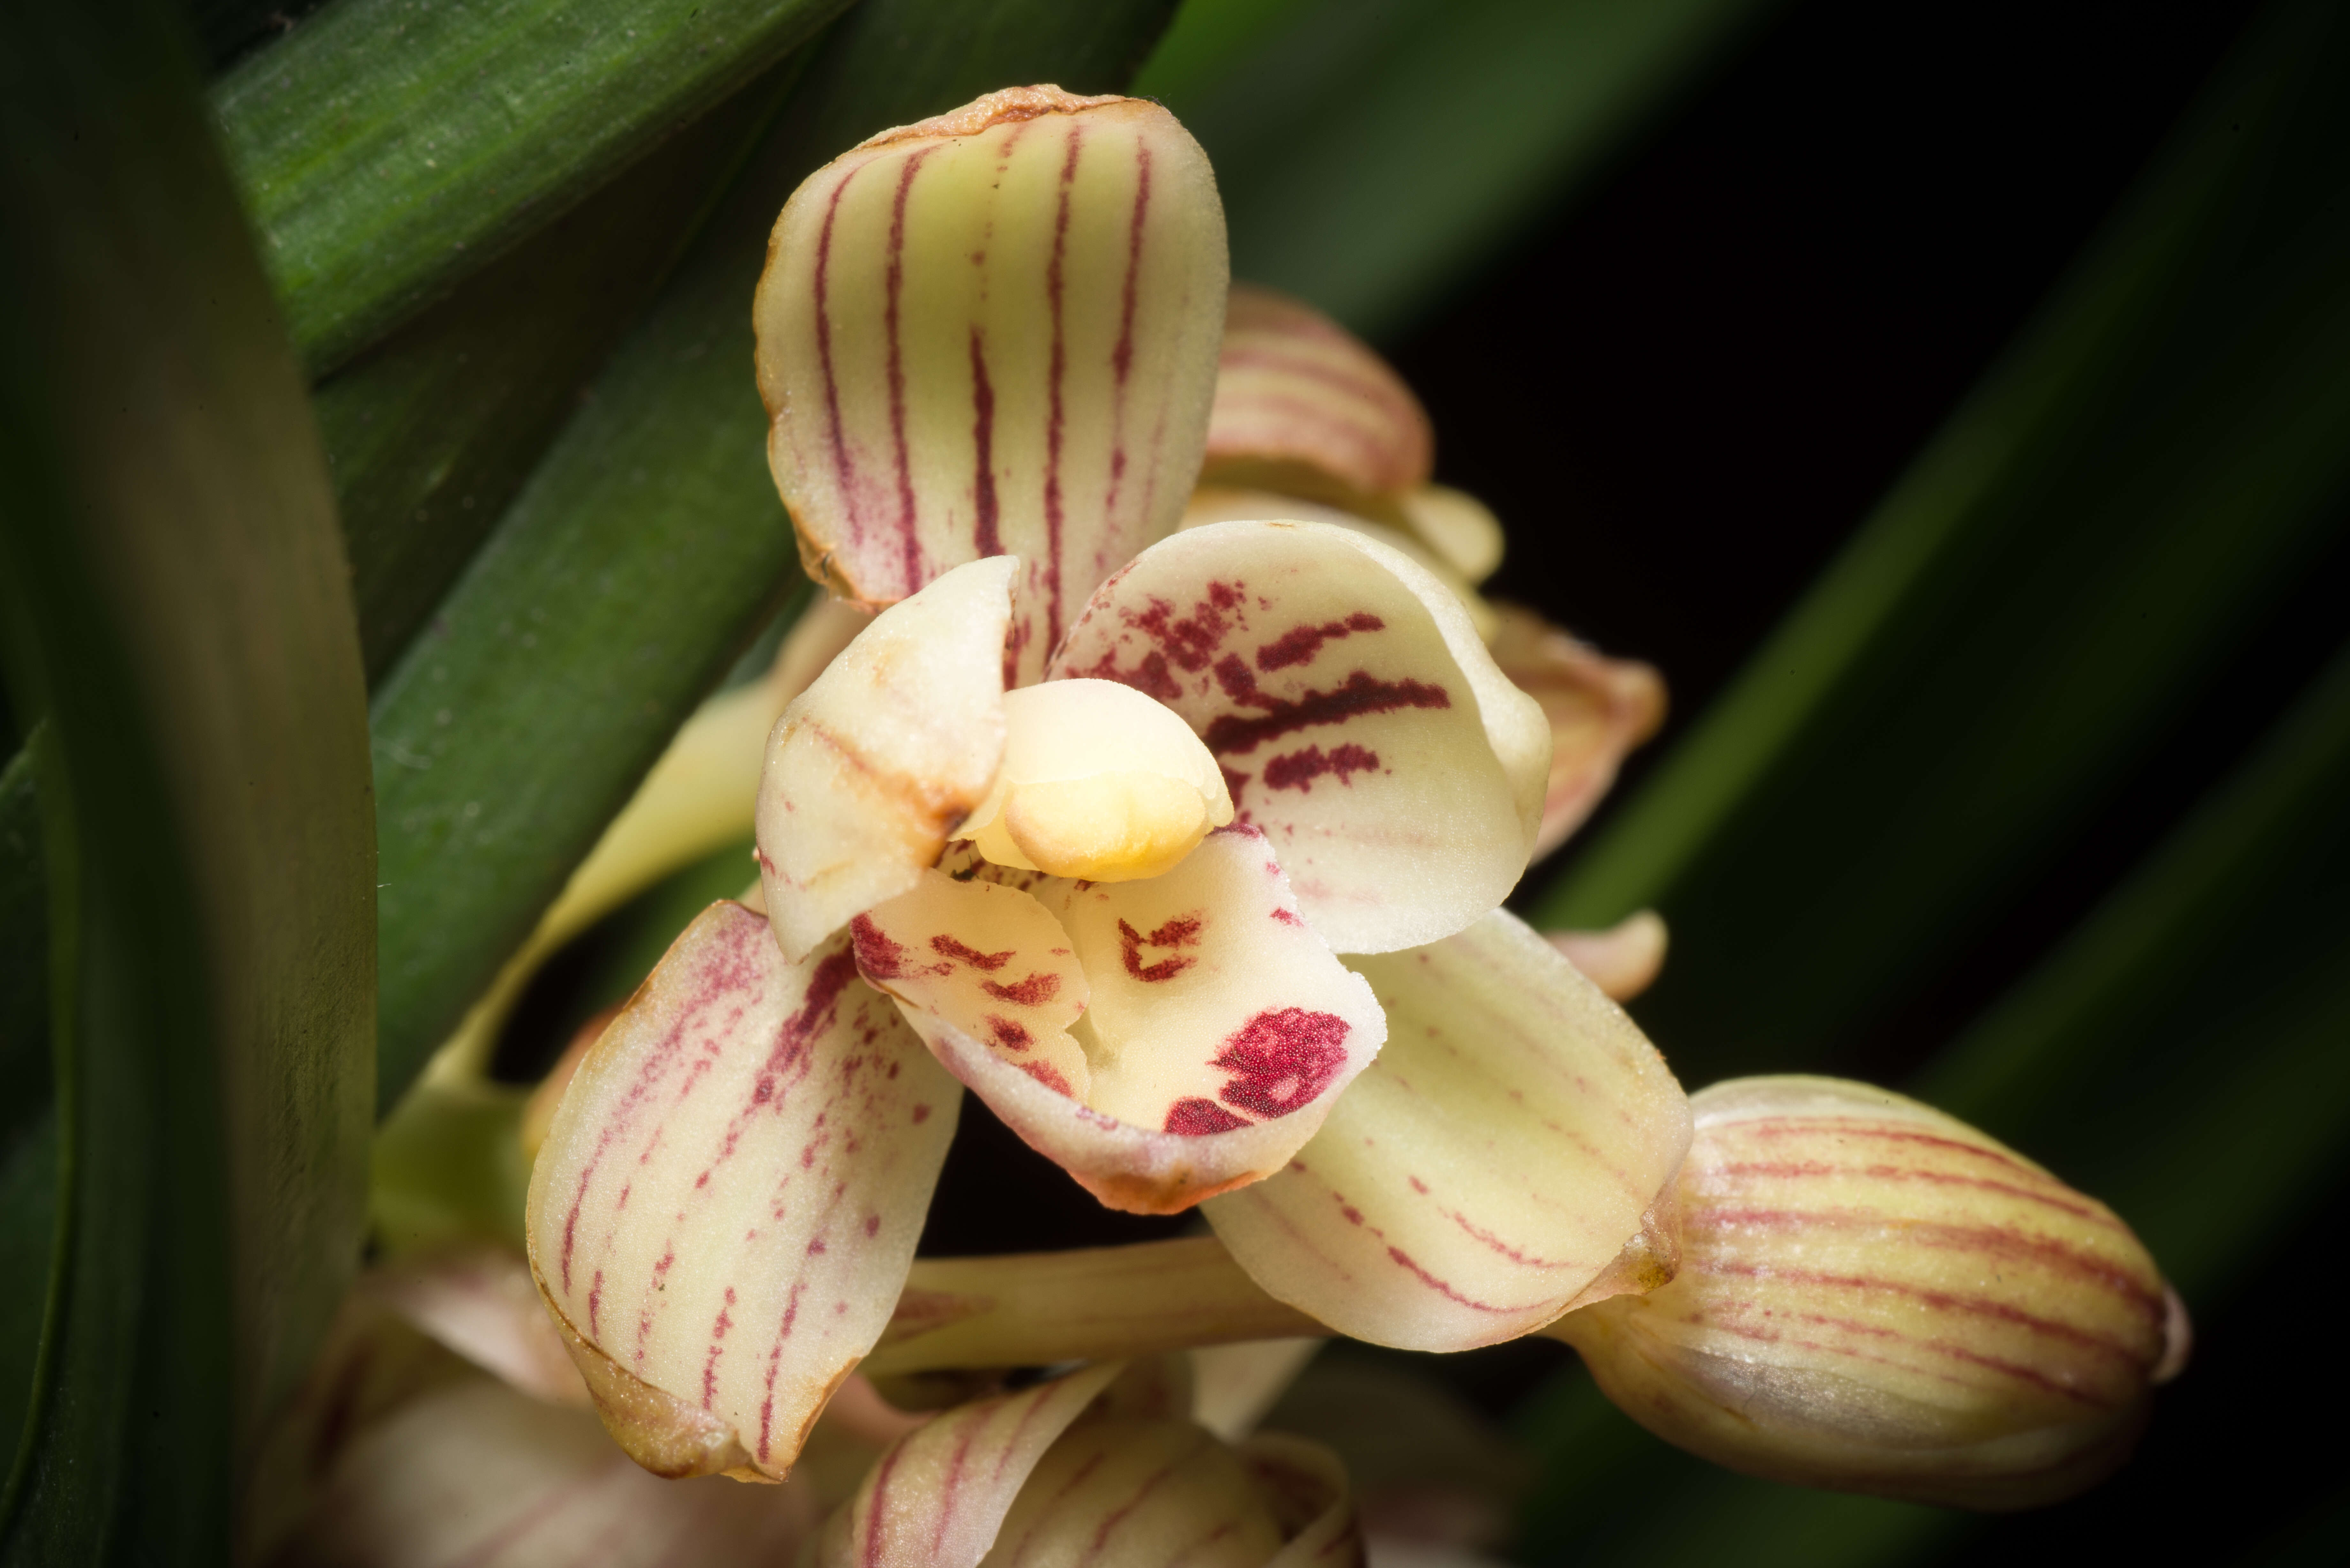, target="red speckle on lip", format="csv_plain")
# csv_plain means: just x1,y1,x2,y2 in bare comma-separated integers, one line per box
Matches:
1165,1097,1249,1135
982,970,1062,1005
1213,1008,1350,1119
985,1014,1034,1051
1118,914,1202,982
1263,742,1380,793
1270,907,1304,925
1020,1060,1075,1097
932,934,1015,971
850,915,913,980
1255,612,1383,672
